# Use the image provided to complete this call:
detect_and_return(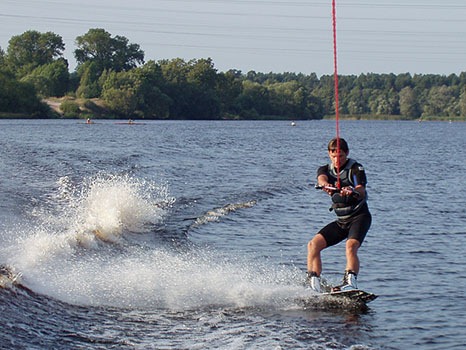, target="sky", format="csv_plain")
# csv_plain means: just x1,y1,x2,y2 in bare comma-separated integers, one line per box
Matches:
1,0,466,76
